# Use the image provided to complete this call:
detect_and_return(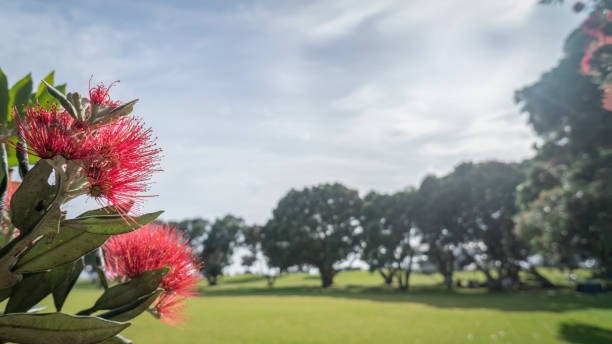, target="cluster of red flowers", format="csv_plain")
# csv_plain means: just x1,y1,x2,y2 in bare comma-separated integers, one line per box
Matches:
579,11,612,75
12,104,97,160
103,223,201,325
11,80,160,219
577,4,612,111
